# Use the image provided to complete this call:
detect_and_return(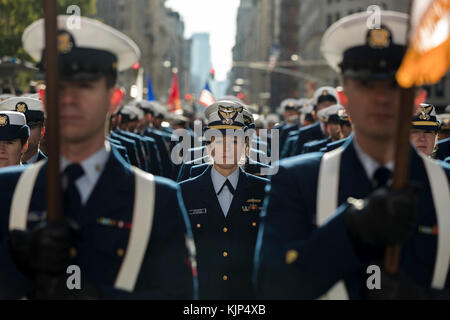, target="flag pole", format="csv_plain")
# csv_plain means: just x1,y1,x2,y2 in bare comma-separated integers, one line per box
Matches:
383,0,415,276
383,86,415,275
43,0,61,222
